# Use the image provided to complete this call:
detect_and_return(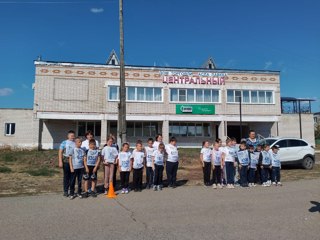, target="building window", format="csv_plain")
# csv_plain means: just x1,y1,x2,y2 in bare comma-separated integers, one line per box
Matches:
227,90,274,104
5,123,15,136
108,86,162,102
77,121,101,137
169,122,211,137
170,88,220,103
125,122,160,137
